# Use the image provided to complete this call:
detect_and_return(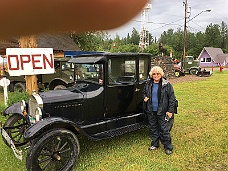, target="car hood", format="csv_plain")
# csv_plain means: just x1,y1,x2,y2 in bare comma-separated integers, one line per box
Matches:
39,86,104,103
39,89,83,103
62,70,74,76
